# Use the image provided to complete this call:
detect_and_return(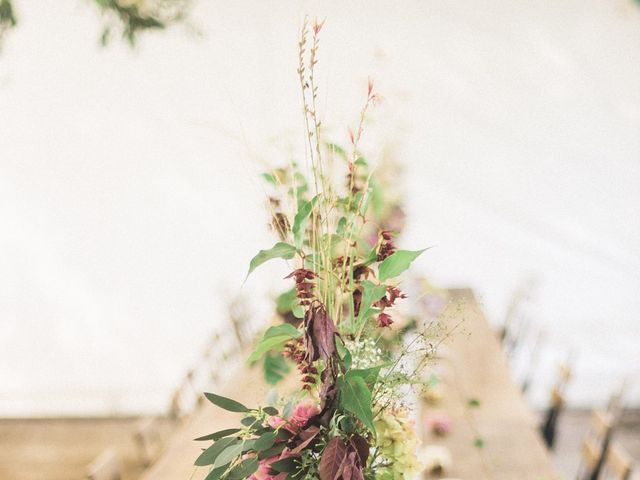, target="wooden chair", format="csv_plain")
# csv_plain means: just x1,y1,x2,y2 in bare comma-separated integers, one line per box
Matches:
607,380,628,423
228,296,251,347
600,442,634,480
541,386,565,448
168,387,186,421
576,409,614,480
558,364,572,388
521,330,545,394
133,417,162,467
85,448,122,480
541,362,572,449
